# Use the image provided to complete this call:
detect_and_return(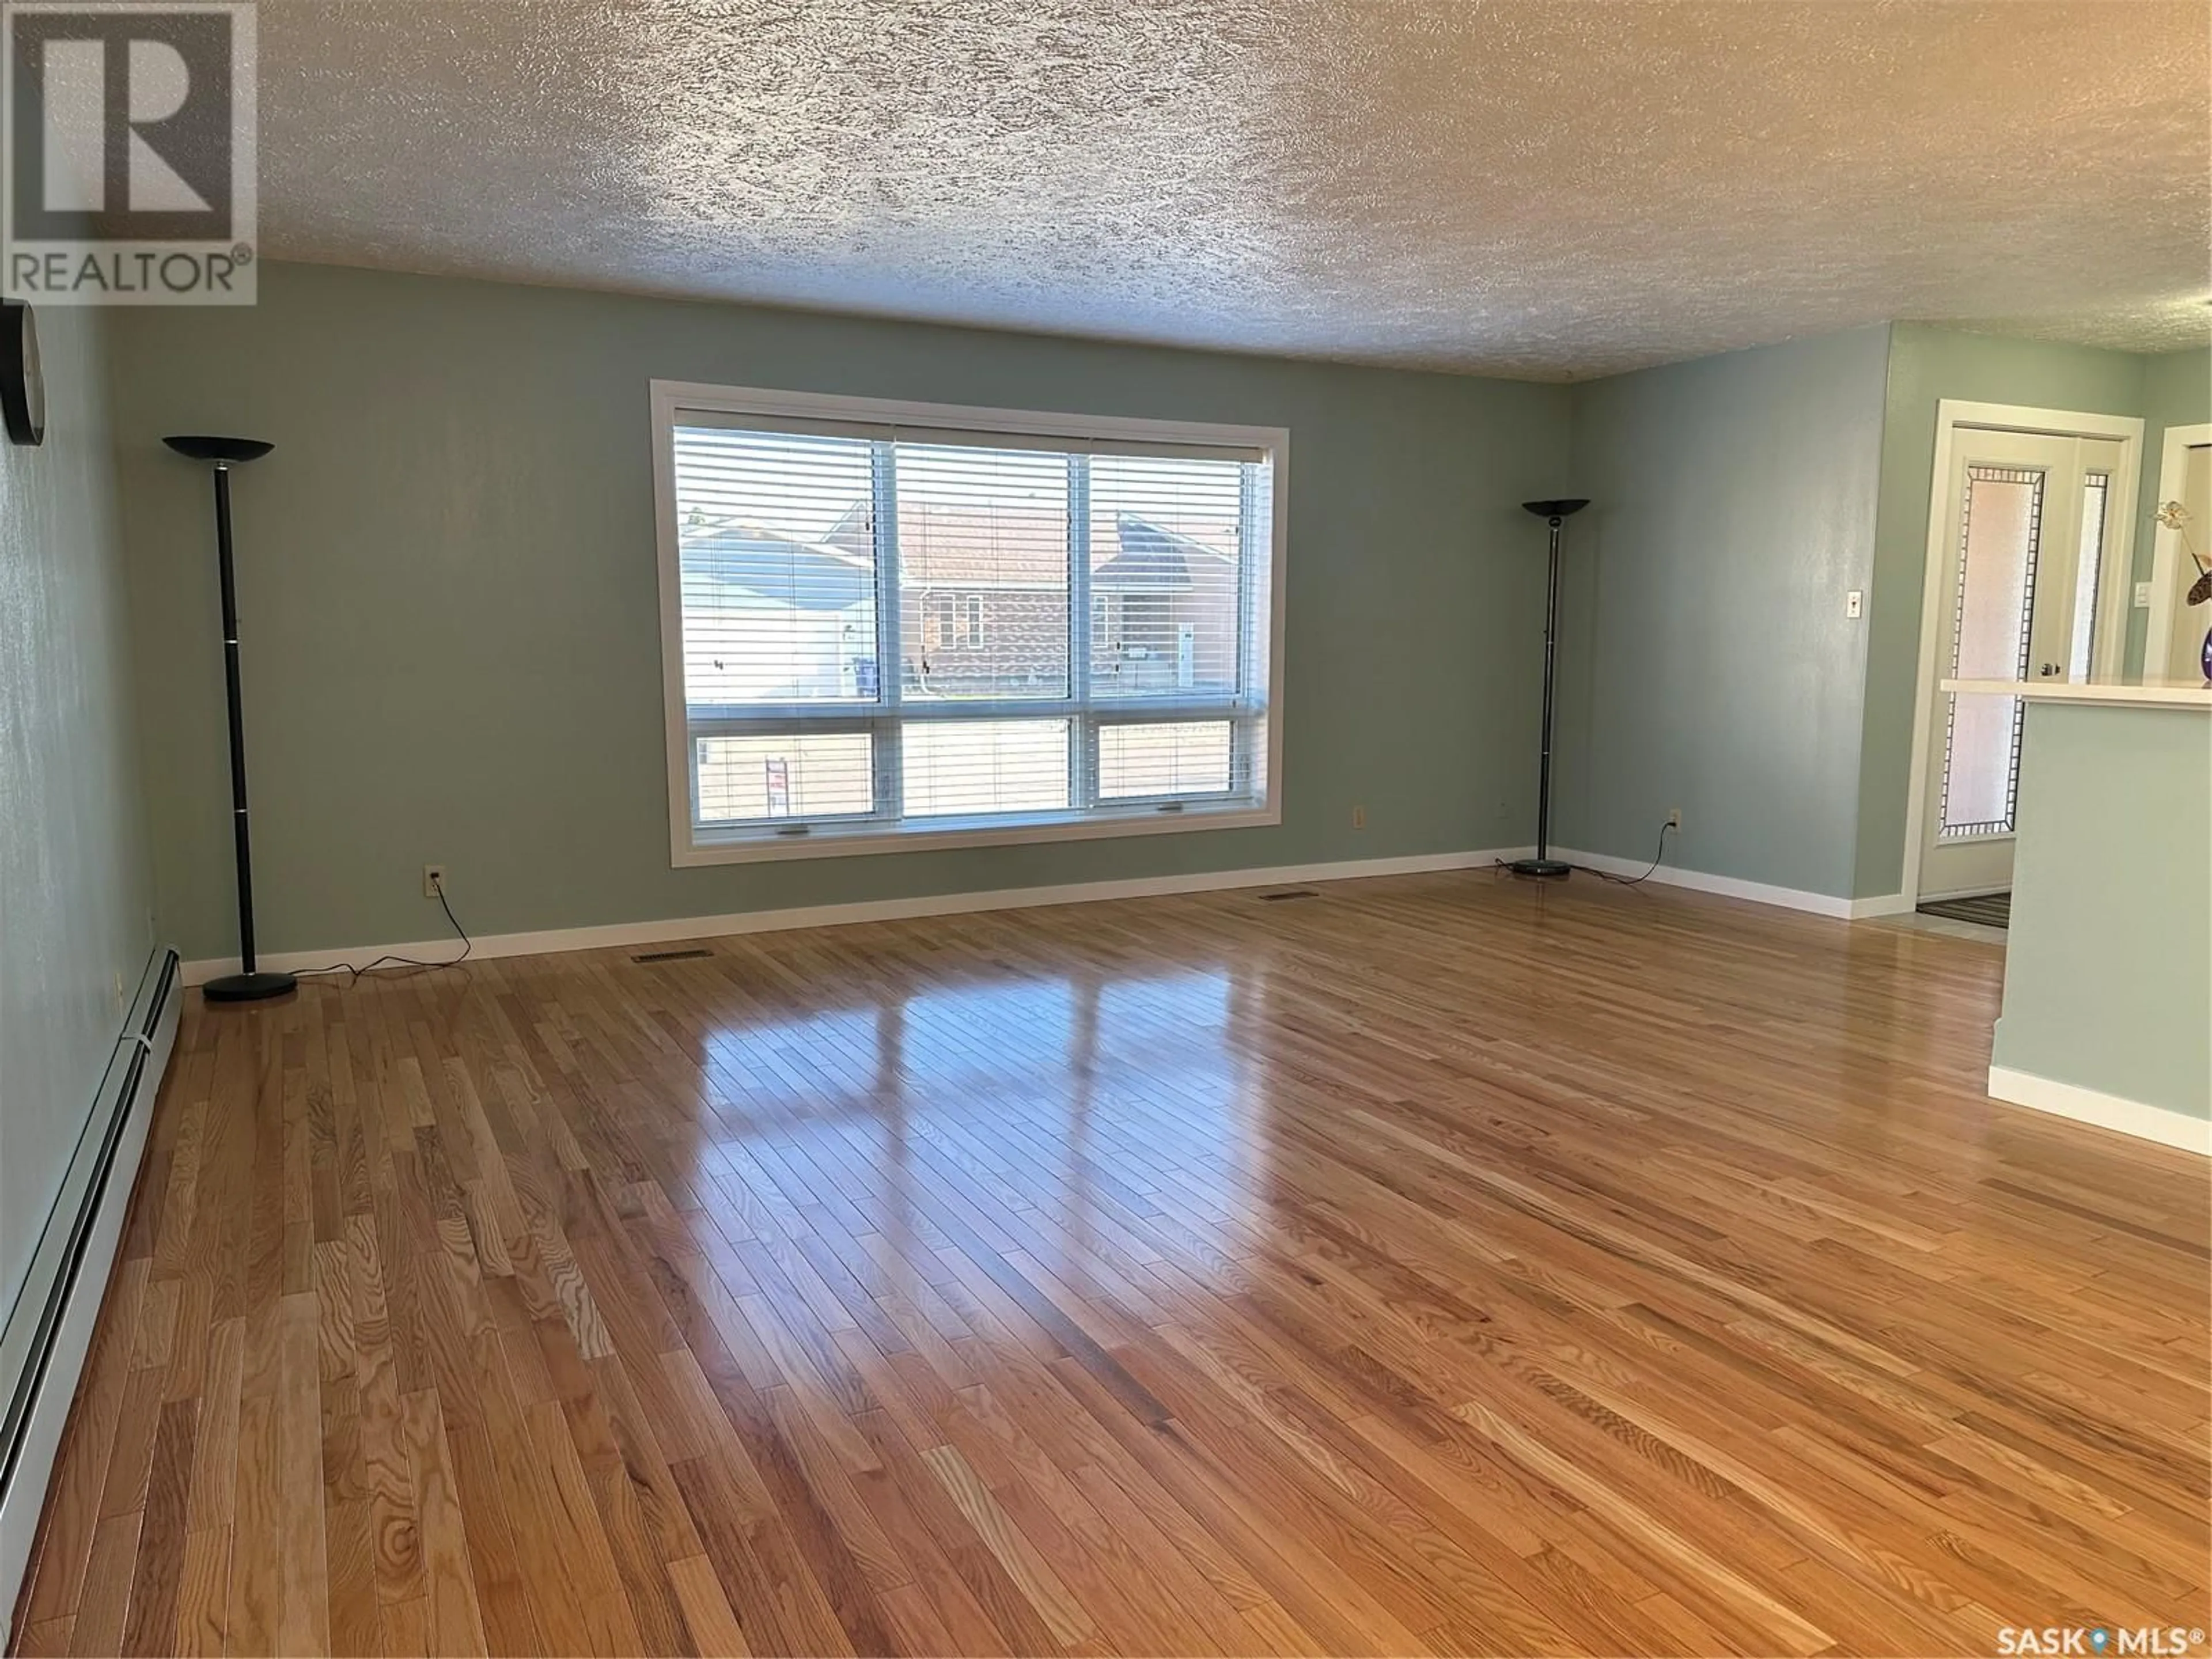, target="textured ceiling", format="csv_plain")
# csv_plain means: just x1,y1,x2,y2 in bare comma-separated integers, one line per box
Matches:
256,0,2211,378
